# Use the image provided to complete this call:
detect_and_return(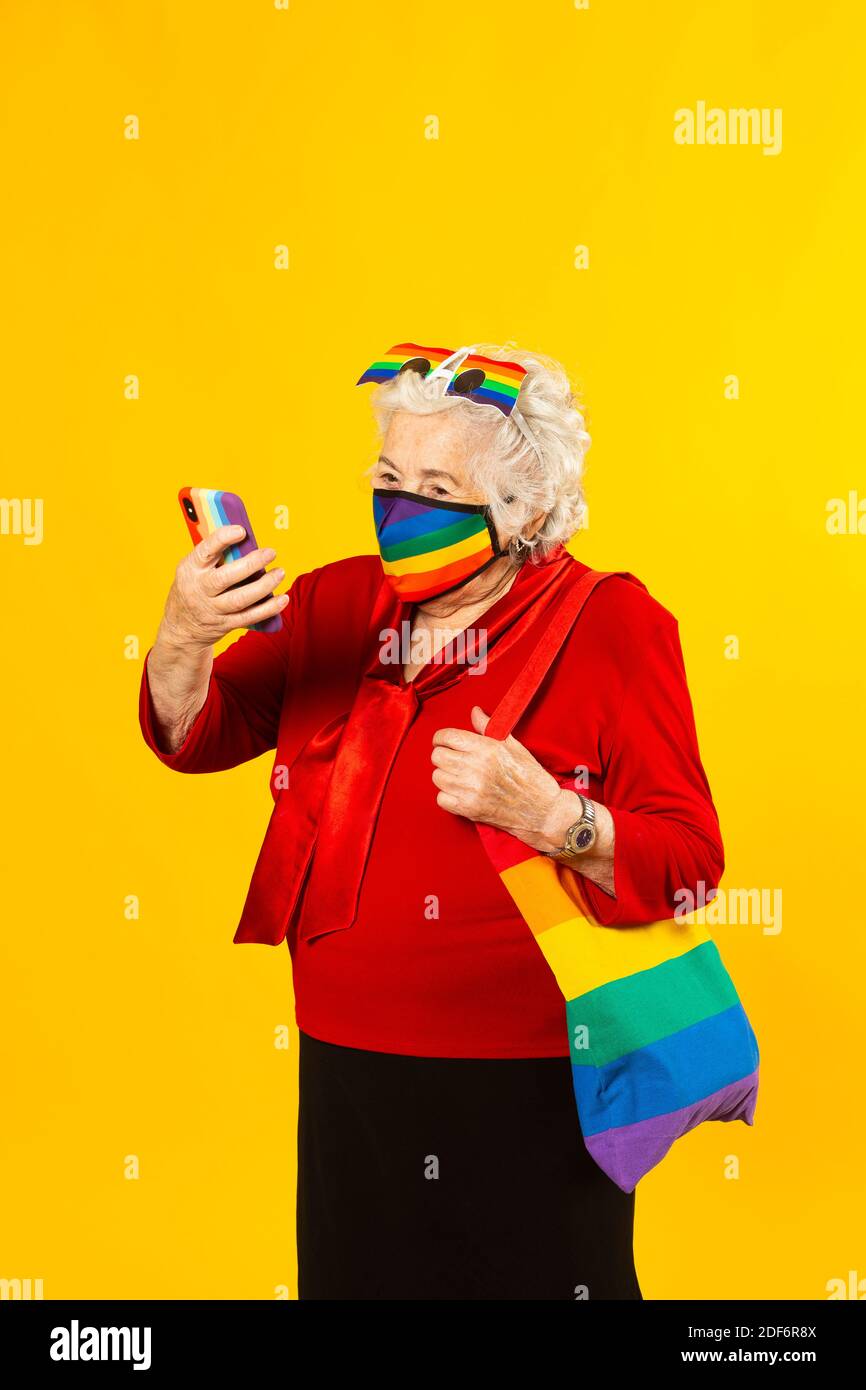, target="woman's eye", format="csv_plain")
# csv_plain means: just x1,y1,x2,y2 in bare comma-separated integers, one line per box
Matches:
428,486,450,498
378,472,400,485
